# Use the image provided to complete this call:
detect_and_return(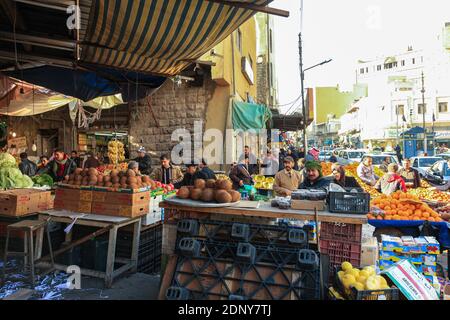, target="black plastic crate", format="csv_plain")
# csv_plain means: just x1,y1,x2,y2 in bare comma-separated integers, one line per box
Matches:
334,267,400,300
327,189,370,214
